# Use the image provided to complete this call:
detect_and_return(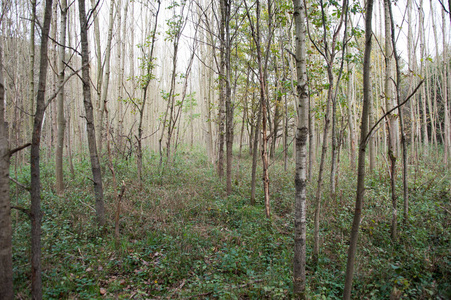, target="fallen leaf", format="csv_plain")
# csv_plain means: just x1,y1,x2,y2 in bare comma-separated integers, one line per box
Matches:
100,288,107,295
